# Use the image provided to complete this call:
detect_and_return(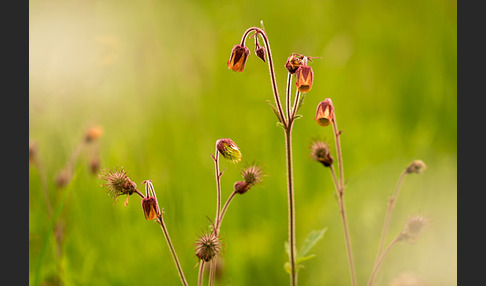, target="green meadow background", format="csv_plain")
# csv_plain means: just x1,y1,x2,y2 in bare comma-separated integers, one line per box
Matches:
29,0,456,285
